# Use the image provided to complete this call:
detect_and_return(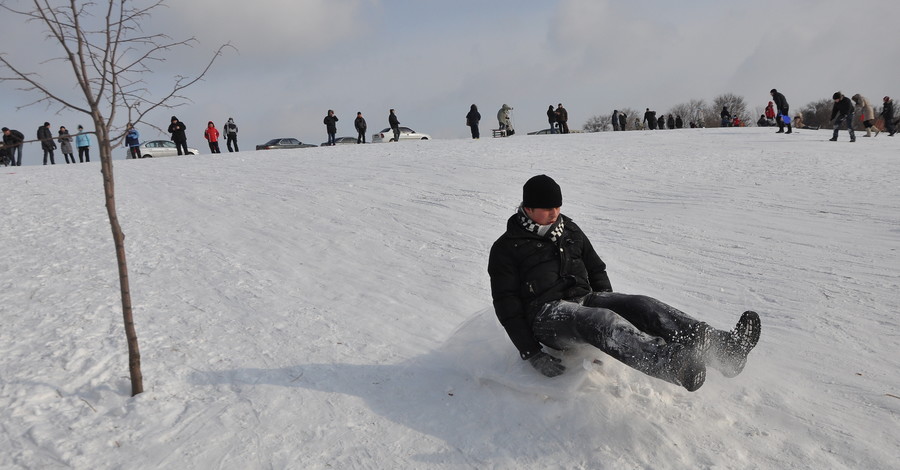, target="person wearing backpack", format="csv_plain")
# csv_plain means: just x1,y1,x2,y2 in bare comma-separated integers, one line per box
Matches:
2,127,25,166
223,118,239,152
